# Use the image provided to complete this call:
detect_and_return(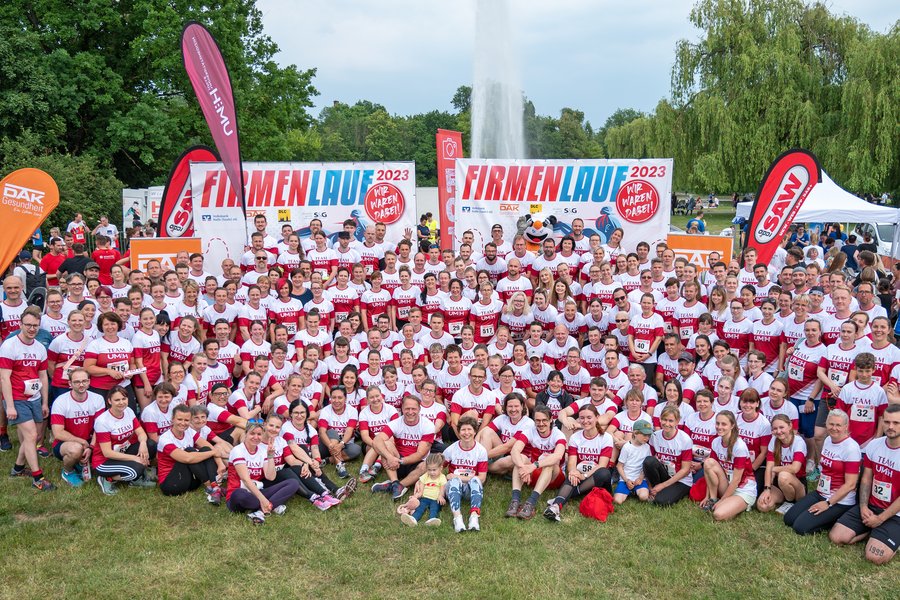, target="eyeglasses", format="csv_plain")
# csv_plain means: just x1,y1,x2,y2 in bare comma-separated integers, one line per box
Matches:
614,296,626,301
